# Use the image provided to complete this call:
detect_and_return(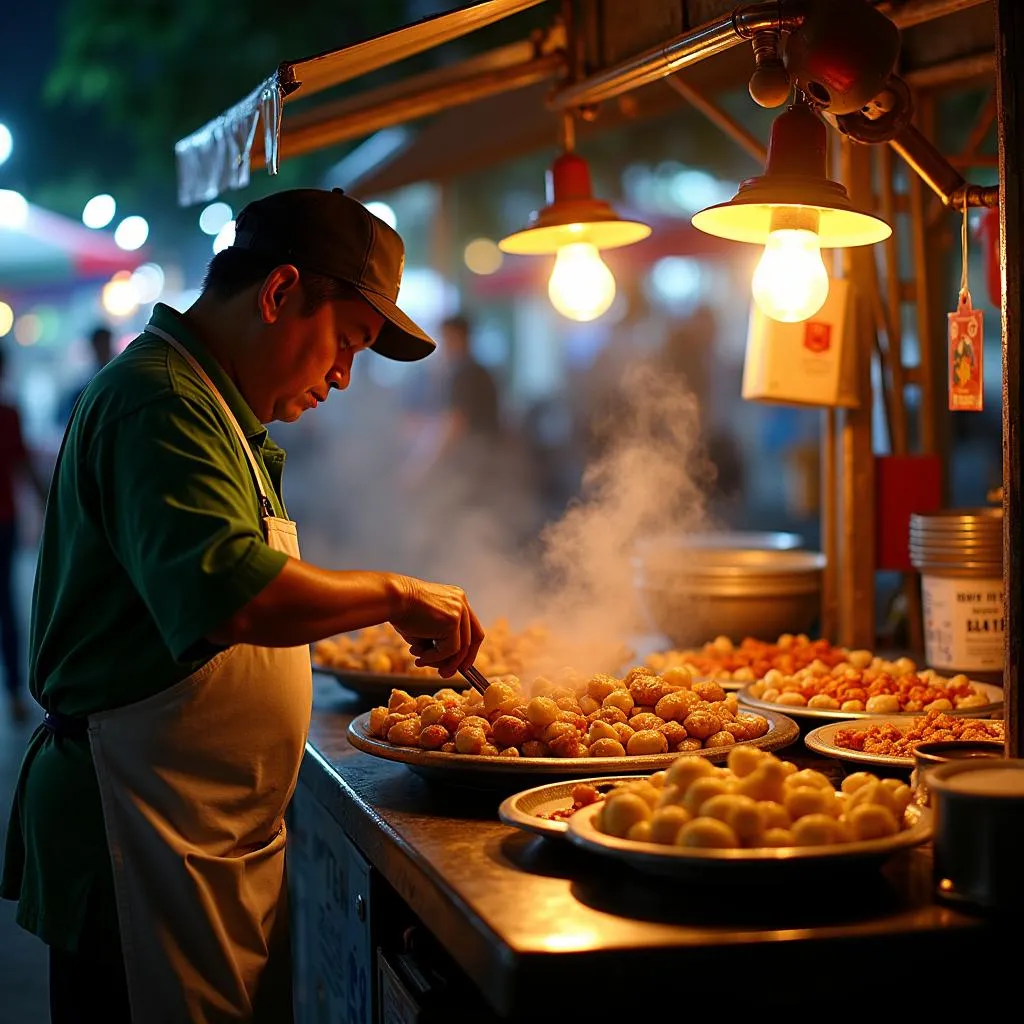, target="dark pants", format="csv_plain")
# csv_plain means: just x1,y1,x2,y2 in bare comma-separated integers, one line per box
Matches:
49,946,131,1024
0,520,21,694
